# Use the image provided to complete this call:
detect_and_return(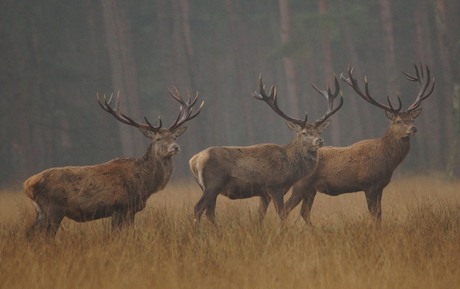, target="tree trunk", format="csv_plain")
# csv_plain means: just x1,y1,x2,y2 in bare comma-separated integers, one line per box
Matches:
101,0,143,157
224,0,255,144
318,0,341,145
278,0,299,116
337,0,371,143
436,0,460,178
413,2,441,169
378,0,398,93
9,8,48,178
179,0,197,91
